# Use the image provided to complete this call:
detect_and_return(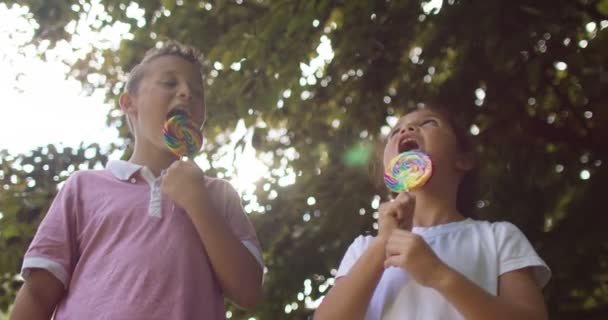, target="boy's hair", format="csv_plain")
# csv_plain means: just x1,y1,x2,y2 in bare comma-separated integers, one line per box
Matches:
122,40,205,135
125,40,205,94
371,103,479,217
